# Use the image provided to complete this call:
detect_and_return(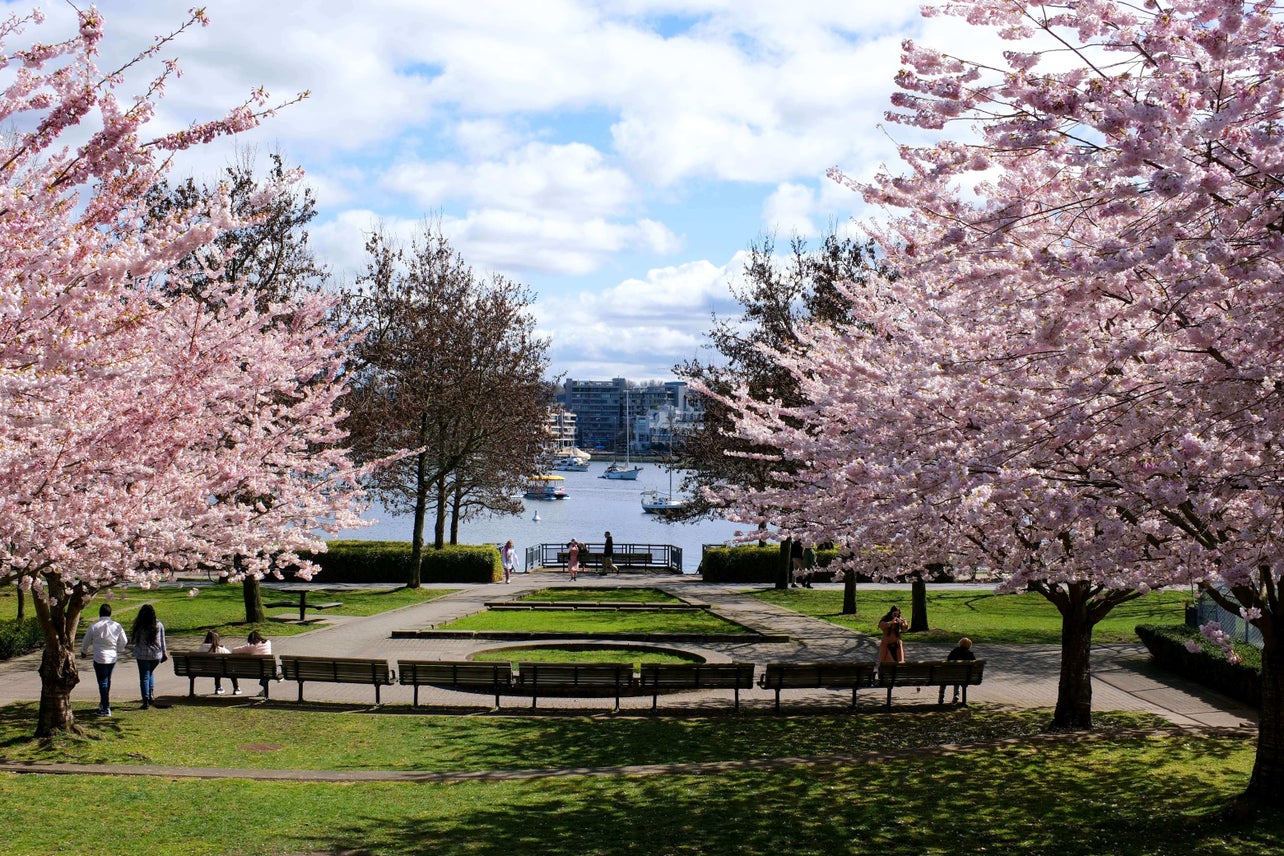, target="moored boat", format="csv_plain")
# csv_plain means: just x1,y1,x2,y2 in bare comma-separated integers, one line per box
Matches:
601,462,642,480
641,489,686,514
524,474,568,500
